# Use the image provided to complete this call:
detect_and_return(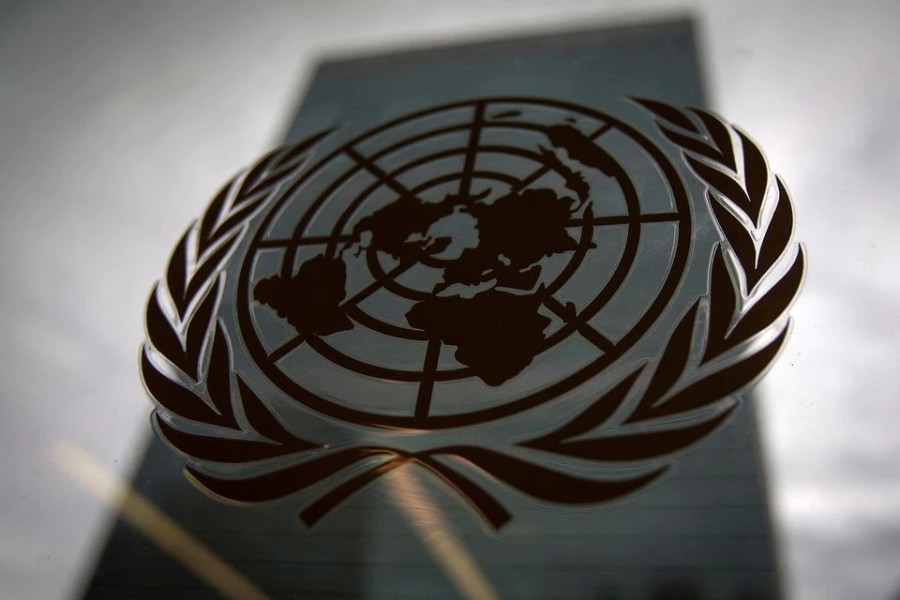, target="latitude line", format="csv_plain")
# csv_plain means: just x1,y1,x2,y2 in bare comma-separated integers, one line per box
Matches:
258,234,356,249
458,102,485,198
566,211,682,227
267,258,418,363
415,338,442,419
543,296,615,353
510,122,614,194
